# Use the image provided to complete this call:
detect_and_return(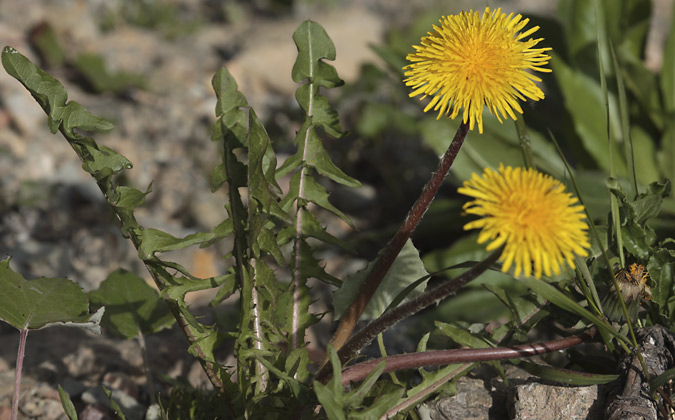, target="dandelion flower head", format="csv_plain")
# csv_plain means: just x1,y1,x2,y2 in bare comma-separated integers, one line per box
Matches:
404,7,552,133
458,165,590,279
